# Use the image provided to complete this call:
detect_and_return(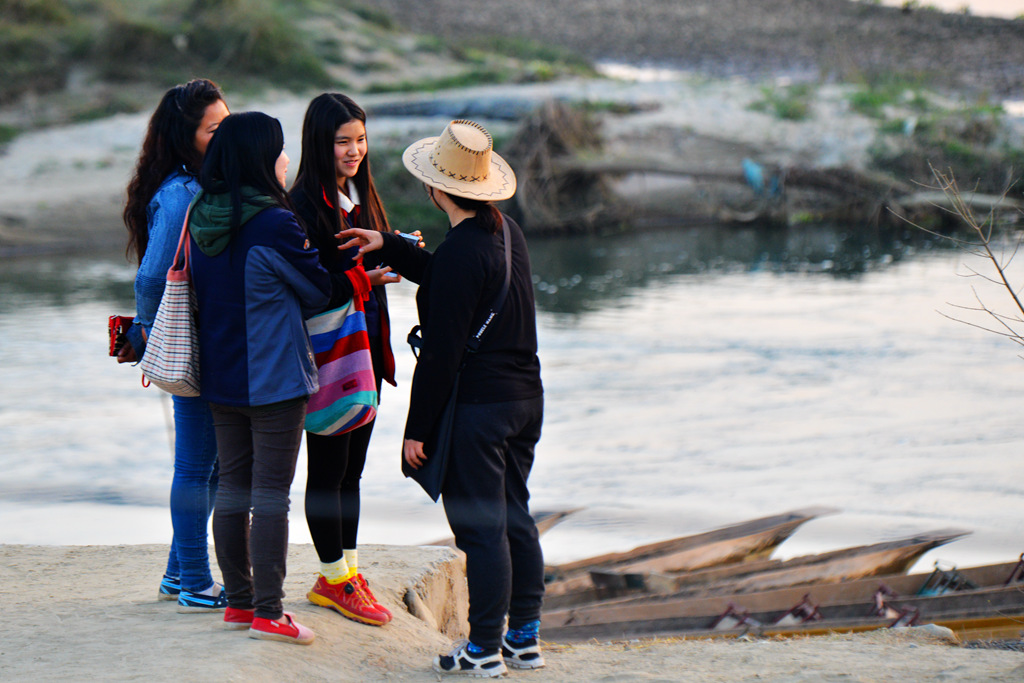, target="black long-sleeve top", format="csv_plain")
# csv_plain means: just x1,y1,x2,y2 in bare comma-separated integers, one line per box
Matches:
378,213,543,442
291,185,396,386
